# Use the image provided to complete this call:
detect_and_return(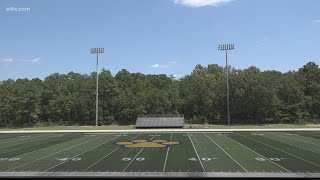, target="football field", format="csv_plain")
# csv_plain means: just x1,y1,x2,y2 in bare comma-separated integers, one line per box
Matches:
0,131,320,177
